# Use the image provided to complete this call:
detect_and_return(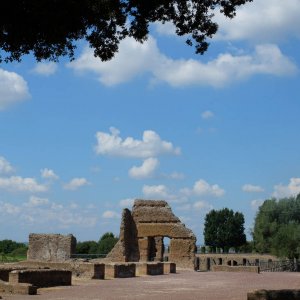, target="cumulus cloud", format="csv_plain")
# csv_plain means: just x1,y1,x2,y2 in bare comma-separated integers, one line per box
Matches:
242,184,264,193
69,36,297,88
251,199,264,210
142,184,170,199
40,168,59,180
193,179,225,197
201,110,214,120
193,201,213,211
63,178,90,190
272,178,300,198
32,62,58,76
95,127,180,158
0,201,21,215
0,156,14,175
102,210,120,219
129,157,159,179
0,176,47,193
119,198,135,208
214,0,300,42
0,69,30,111
25,196,49,207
